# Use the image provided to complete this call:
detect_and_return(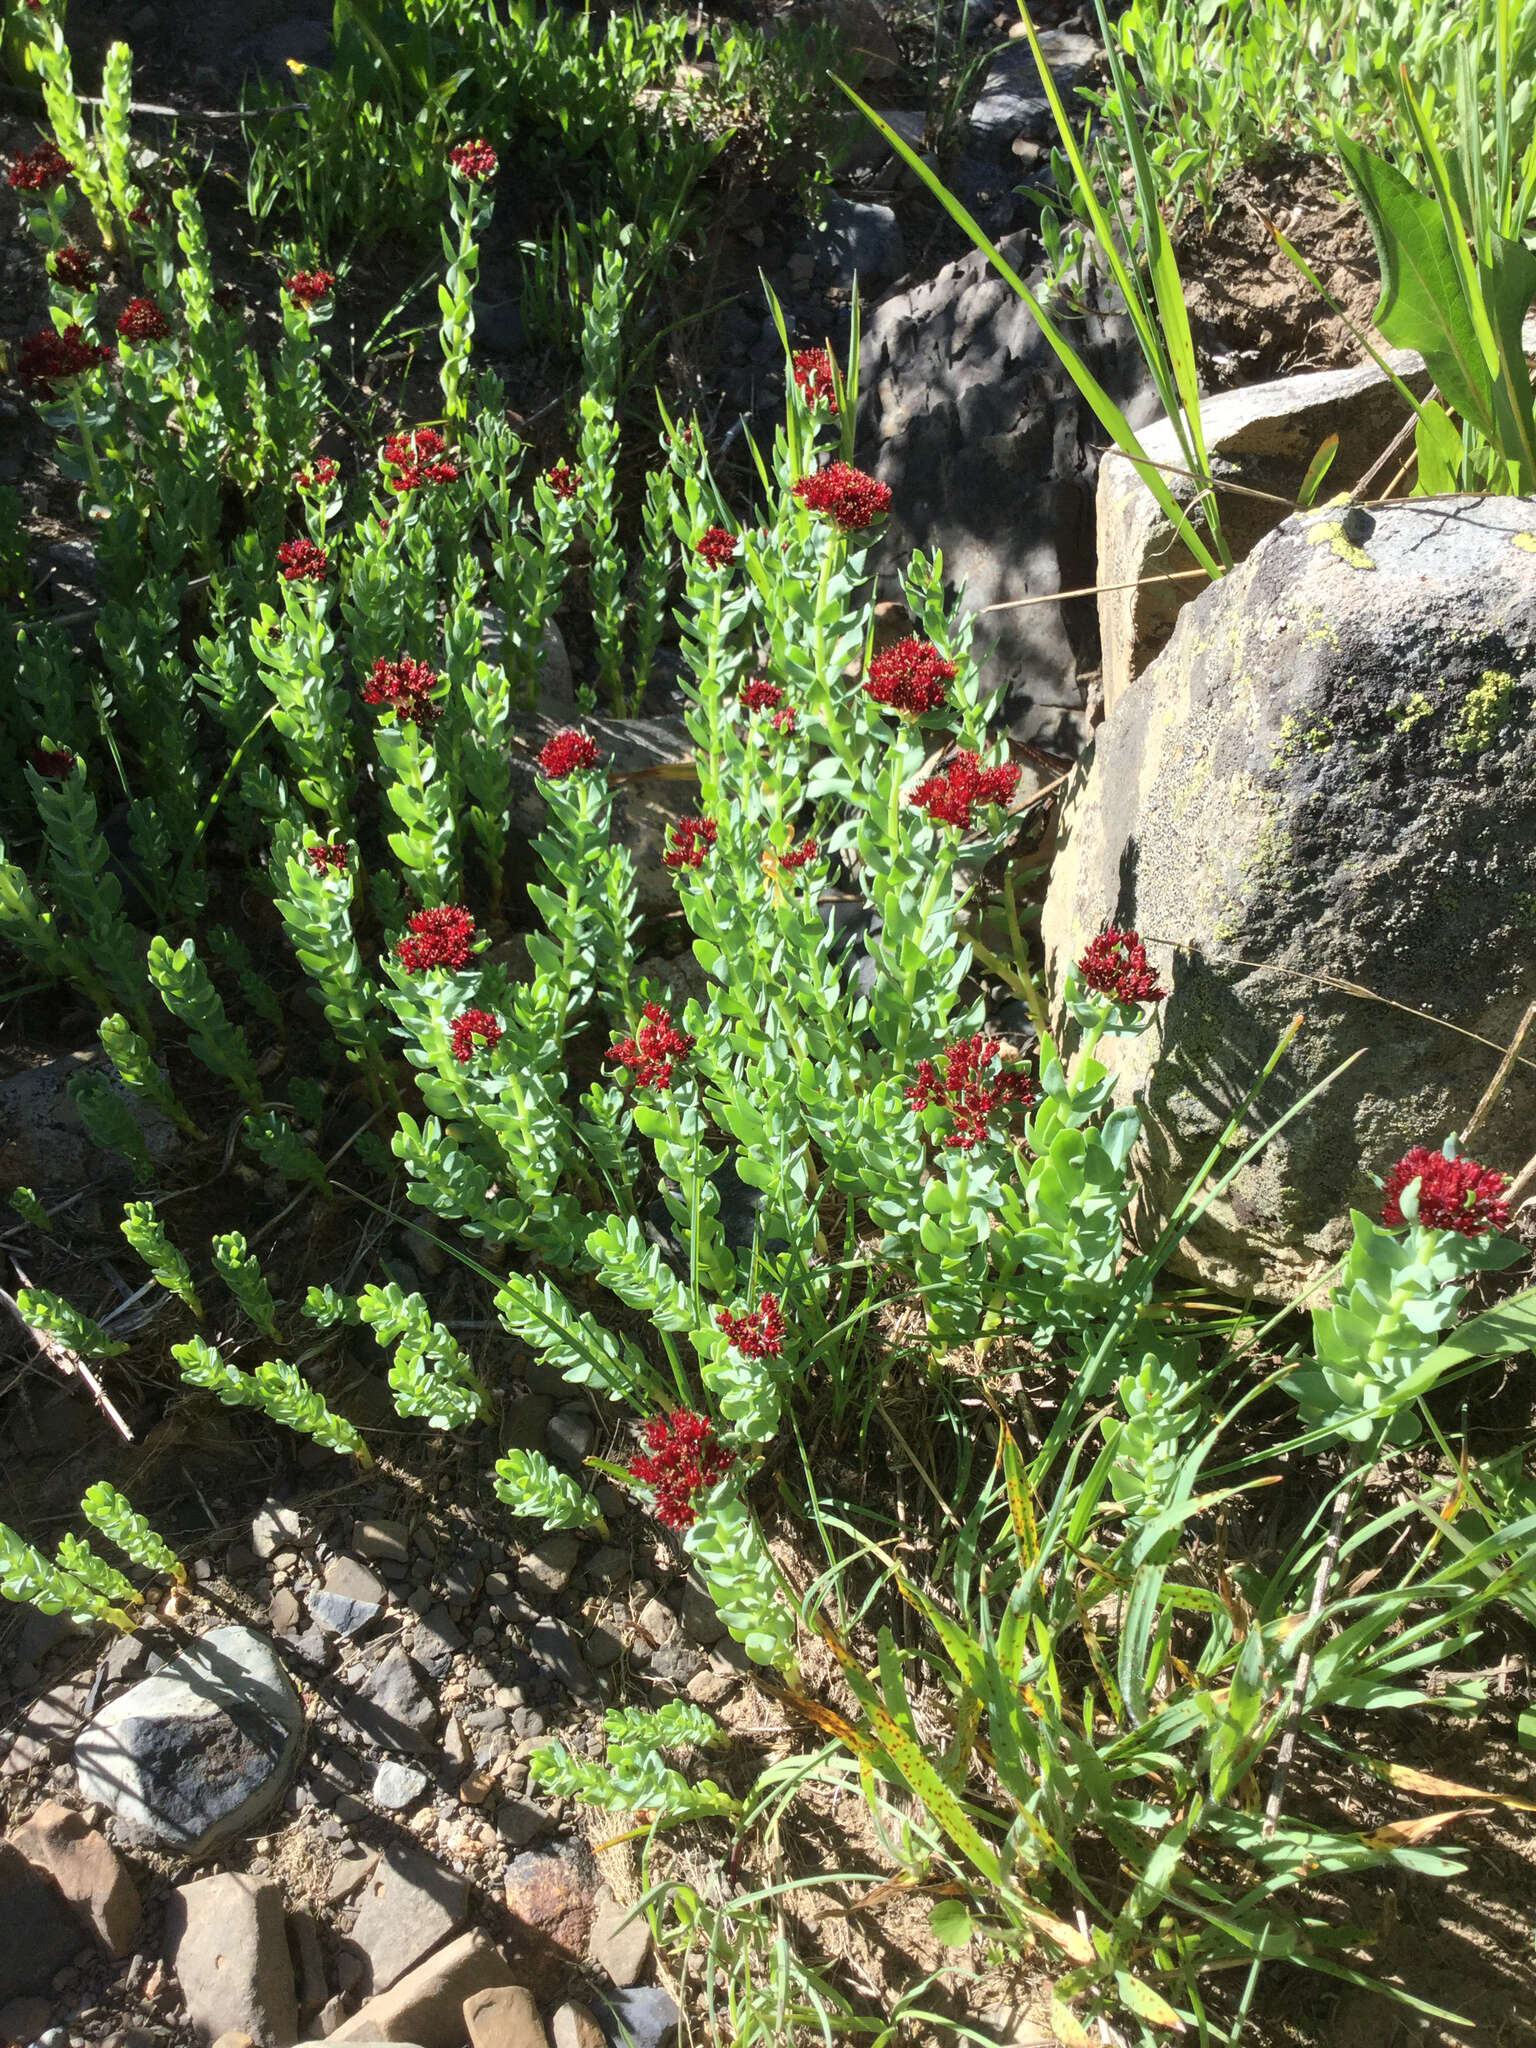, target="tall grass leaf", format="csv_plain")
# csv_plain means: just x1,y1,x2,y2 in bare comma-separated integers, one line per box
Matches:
836,79,1226,579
